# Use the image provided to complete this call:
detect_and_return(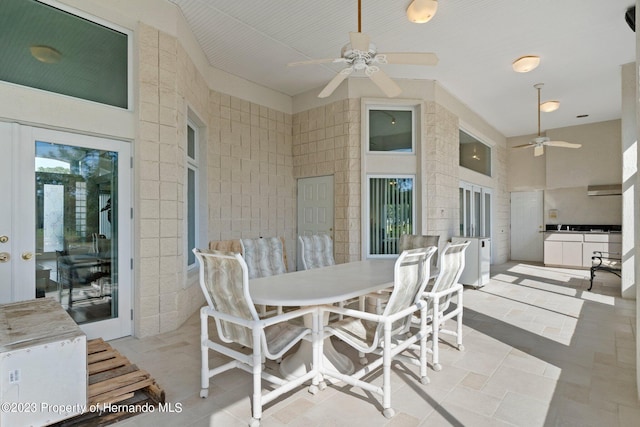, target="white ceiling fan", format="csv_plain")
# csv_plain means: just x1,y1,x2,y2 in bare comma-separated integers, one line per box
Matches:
513,83,582,157
288,0,438,98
